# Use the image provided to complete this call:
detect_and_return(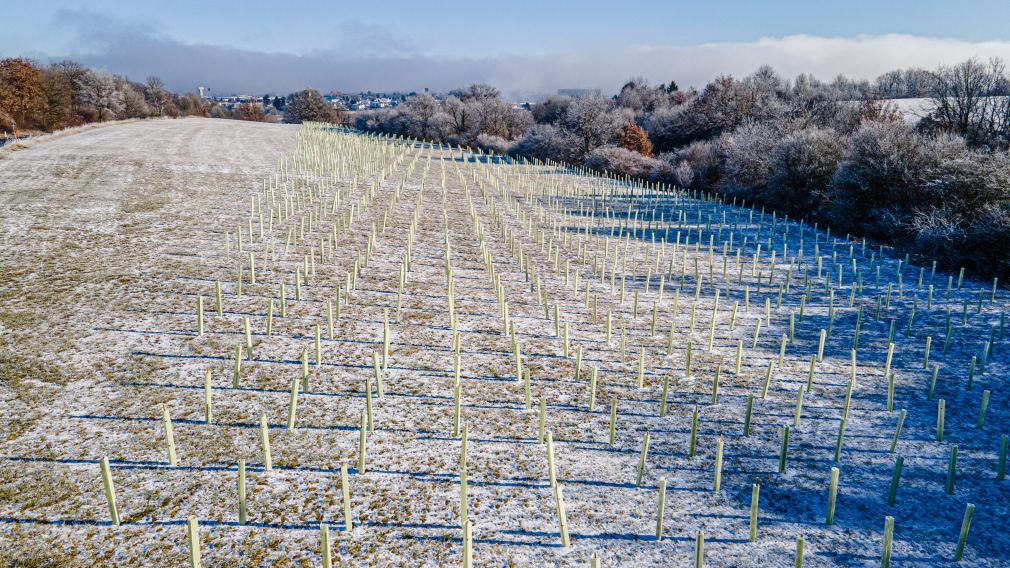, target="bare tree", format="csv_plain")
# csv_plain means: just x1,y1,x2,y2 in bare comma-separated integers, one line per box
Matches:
442,96,475,138
452,83,500,101
929,57,1009,147
145,76,169,116
399,92,440,138
49,60,87,120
